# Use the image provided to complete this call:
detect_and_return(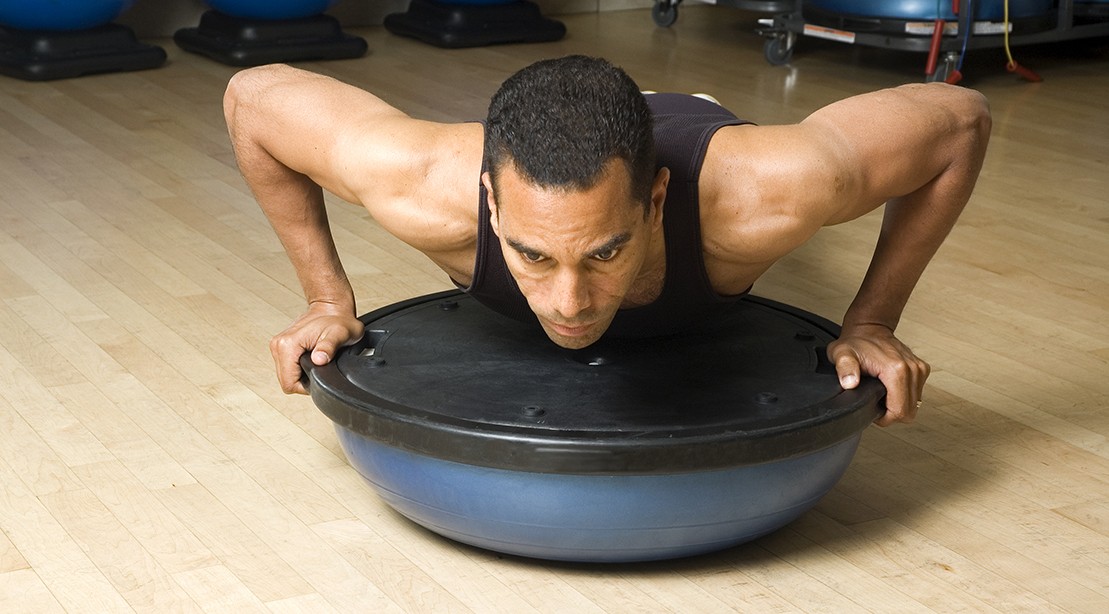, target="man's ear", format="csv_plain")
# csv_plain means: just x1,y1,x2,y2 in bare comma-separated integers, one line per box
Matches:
481,171,501,237
648,167,669,230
